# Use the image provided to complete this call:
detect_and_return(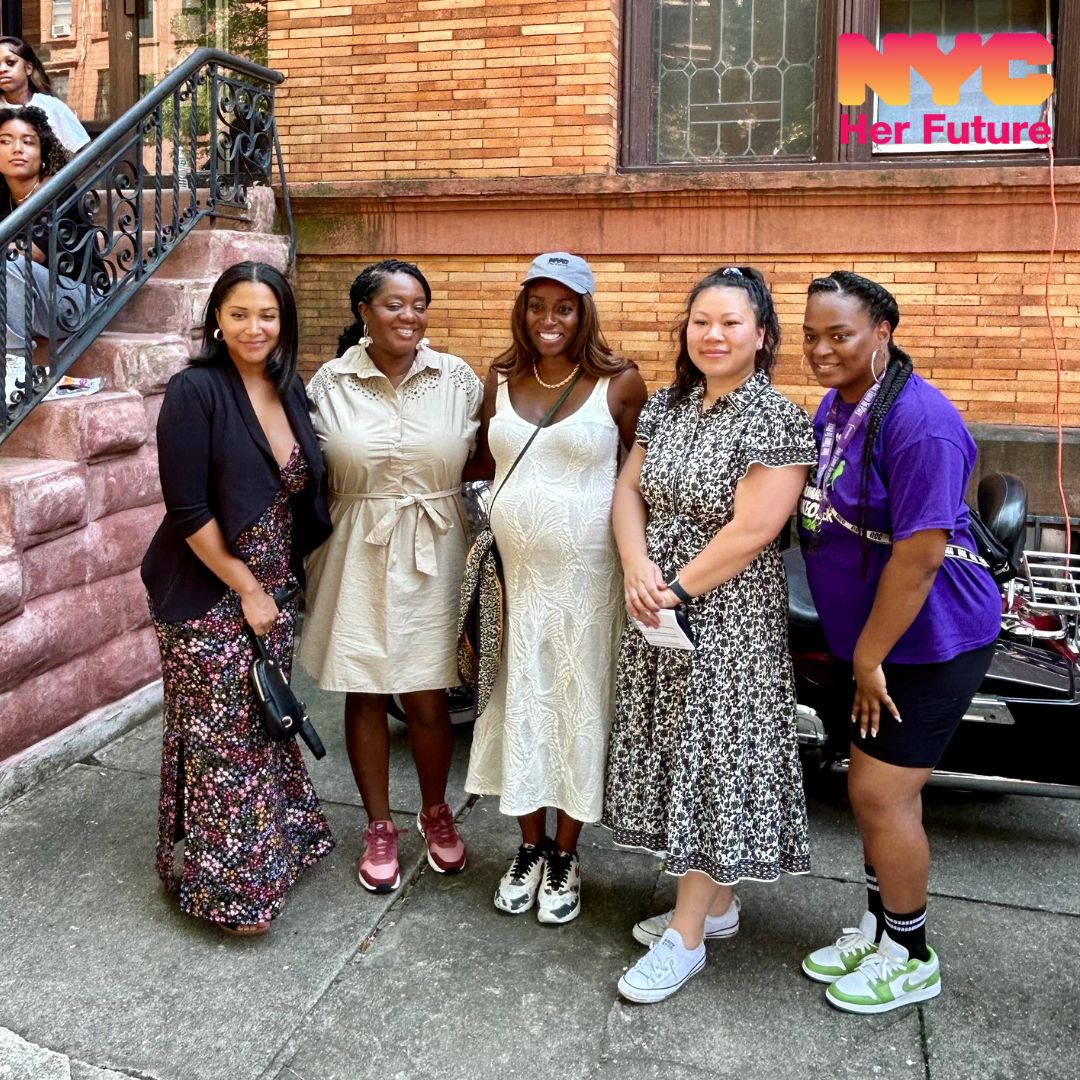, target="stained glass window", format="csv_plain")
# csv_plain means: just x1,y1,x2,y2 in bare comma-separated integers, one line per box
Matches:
654,0,819,163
